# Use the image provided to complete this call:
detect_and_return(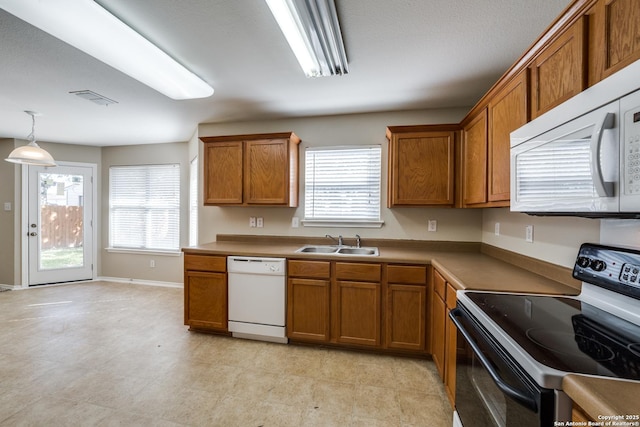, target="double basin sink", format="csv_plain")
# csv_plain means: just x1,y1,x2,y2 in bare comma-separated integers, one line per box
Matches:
295,245,379,256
